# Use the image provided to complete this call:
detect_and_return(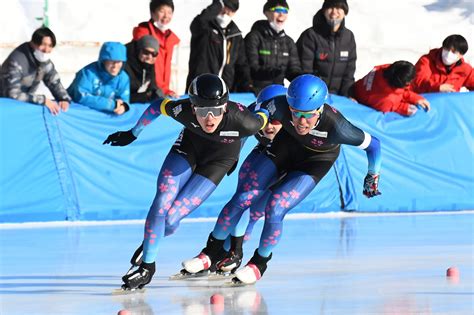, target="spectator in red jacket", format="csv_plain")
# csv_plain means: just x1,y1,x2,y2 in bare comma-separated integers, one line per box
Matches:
133,0,180,98
412,34,474,93
353,61,430,116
